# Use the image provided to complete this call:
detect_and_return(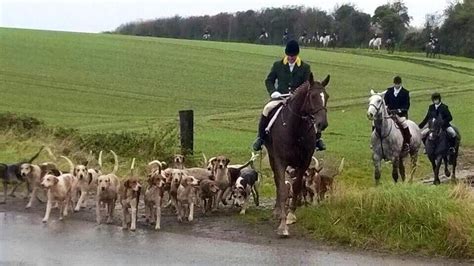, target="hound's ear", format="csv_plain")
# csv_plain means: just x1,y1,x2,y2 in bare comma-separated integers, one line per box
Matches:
370,89,376,95
209,157,217,165
53,177,59,184
88,172,93,185
321,75,330,87
124,180,130,188
225,158,230,166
